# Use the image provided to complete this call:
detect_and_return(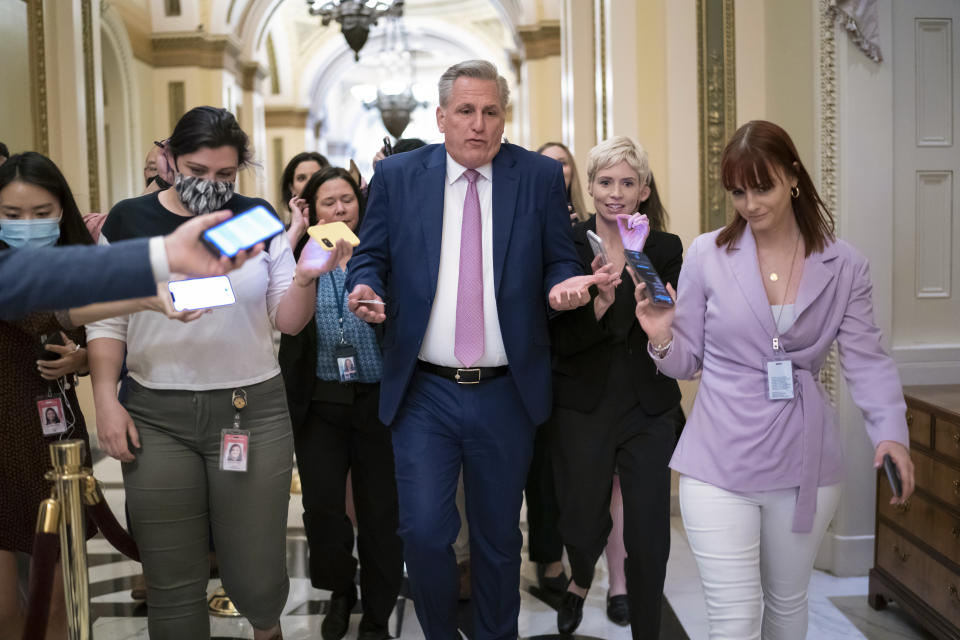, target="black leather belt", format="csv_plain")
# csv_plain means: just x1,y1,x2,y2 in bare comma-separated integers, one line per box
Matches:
417,360,509,384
